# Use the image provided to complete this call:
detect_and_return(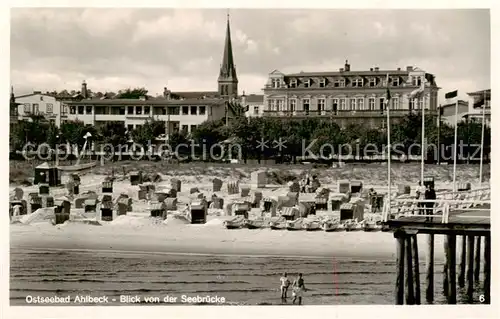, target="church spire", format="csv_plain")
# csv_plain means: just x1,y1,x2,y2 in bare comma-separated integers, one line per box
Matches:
218,12,238,85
